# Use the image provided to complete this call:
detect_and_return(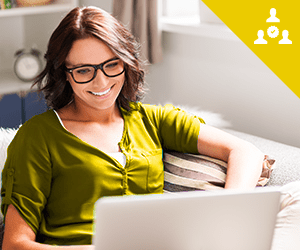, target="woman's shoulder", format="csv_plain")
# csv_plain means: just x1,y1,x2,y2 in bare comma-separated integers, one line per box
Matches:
23,109,56,127
6,110,58,152
126,102,175,115
14,109,58,138
122,102,180,128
